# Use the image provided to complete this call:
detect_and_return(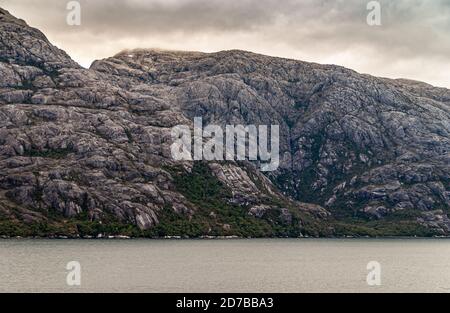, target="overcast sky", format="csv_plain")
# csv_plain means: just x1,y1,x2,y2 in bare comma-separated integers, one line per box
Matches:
1,0,449,87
